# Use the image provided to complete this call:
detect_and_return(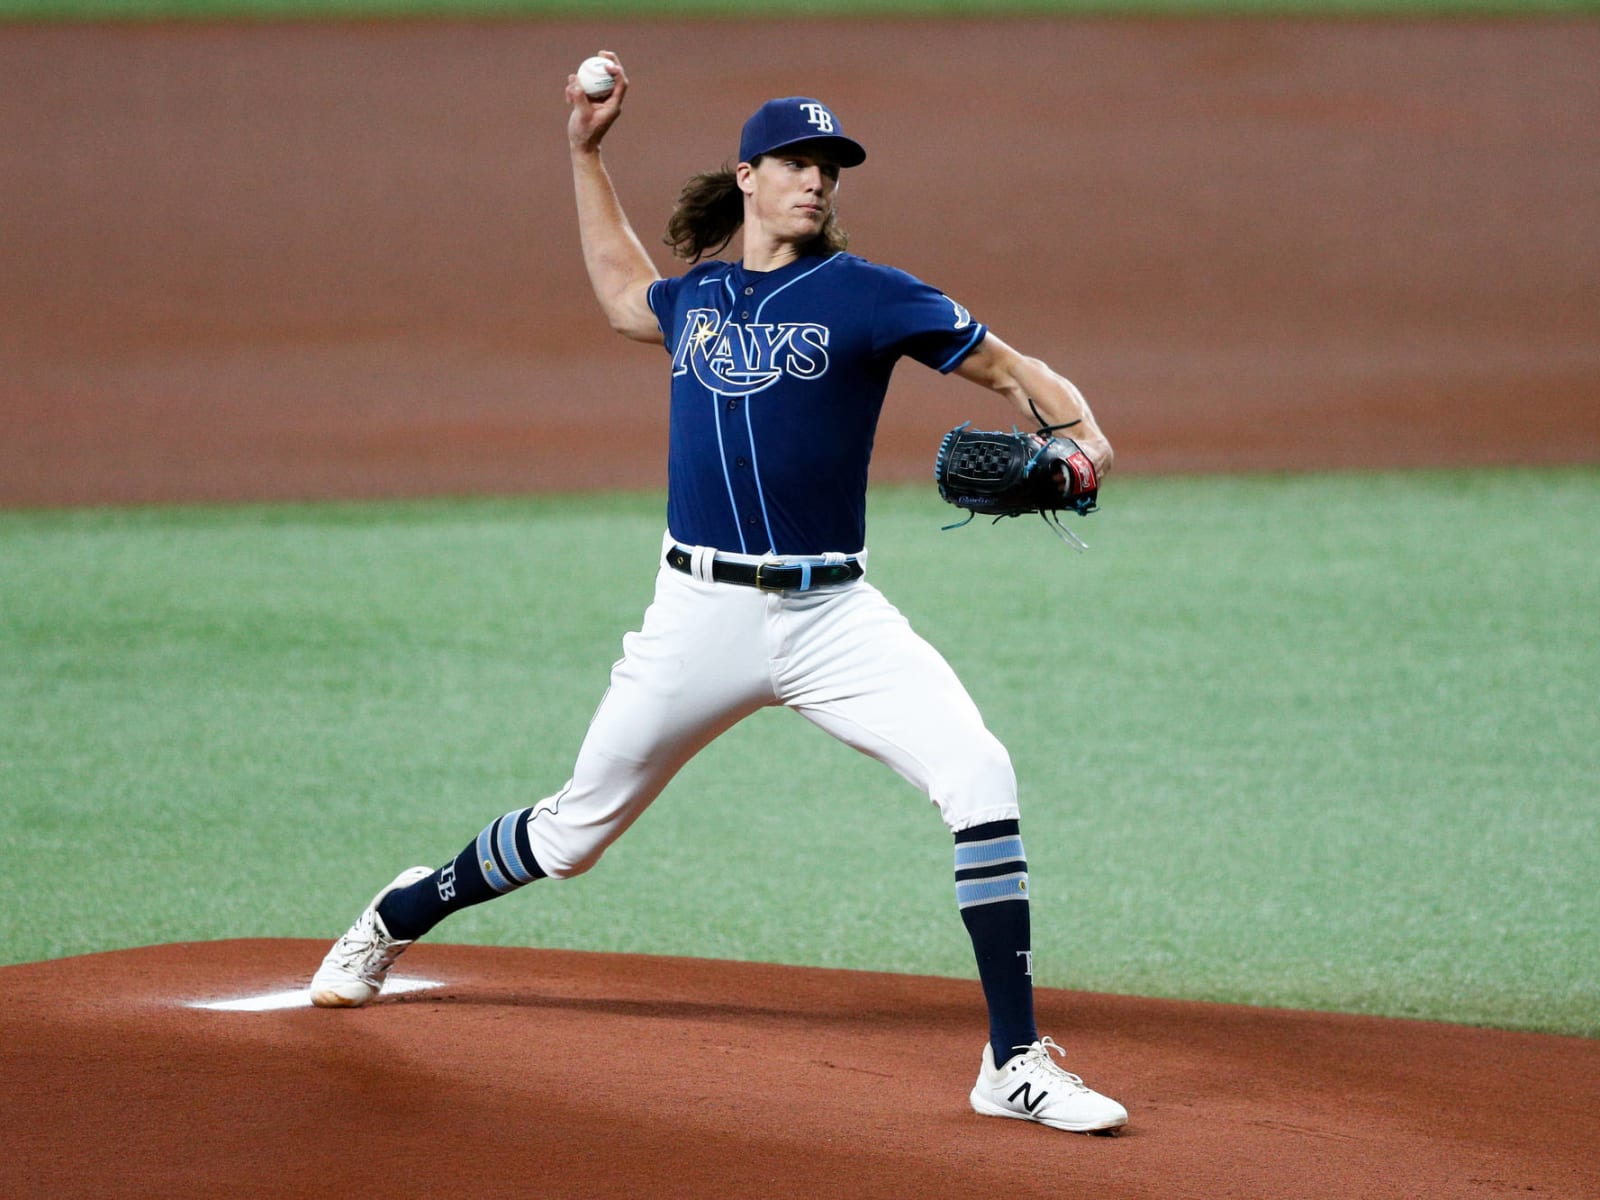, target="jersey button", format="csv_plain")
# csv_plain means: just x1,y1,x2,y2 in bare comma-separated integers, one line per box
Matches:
726,398,739,412
743,287,754,295
735,456,748,468
745,515,760,527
